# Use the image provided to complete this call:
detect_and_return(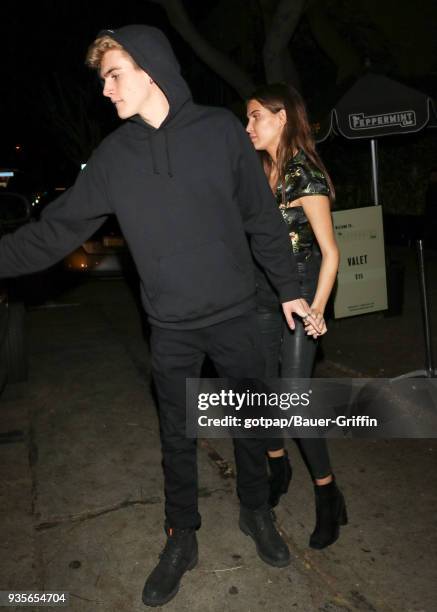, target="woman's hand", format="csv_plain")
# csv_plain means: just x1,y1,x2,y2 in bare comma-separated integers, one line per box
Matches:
303,309,327,338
